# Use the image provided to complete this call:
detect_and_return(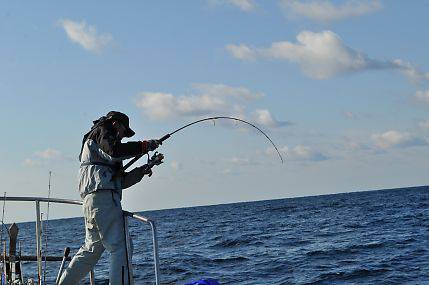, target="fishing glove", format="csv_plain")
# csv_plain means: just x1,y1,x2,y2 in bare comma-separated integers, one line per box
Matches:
138,165,153,177
122,166,152,189
141,140,159,153
147,139,160,151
